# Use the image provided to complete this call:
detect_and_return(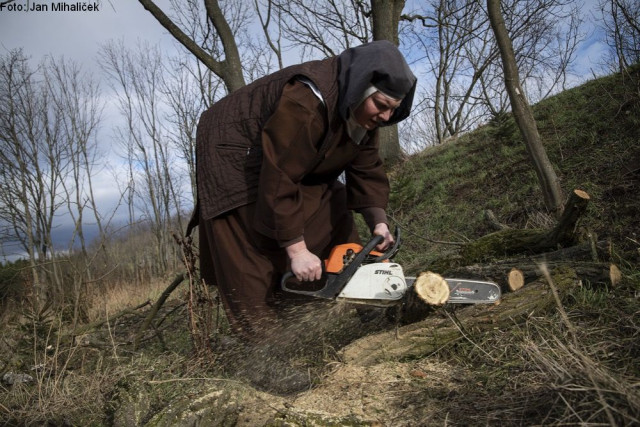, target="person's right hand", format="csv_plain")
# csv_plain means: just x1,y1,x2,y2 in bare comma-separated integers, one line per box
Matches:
286,241,323,281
